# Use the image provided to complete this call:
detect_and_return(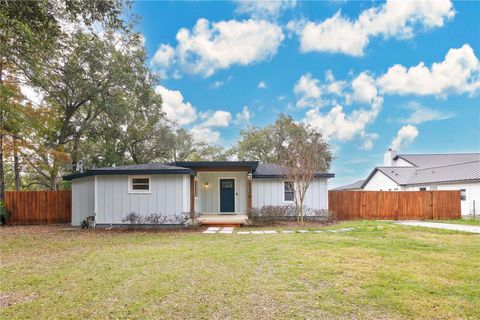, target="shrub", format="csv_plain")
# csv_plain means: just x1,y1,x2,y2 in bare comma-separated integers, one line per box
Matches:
121,212,190,225
0,201,9,225
248,205,336,225
81,215,95,229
